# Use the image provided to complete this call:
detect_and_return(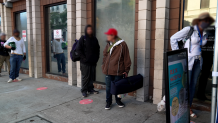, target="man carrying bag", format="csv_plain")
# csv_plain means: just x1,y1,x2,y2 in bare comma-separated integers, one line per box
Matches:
102,28,131,110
